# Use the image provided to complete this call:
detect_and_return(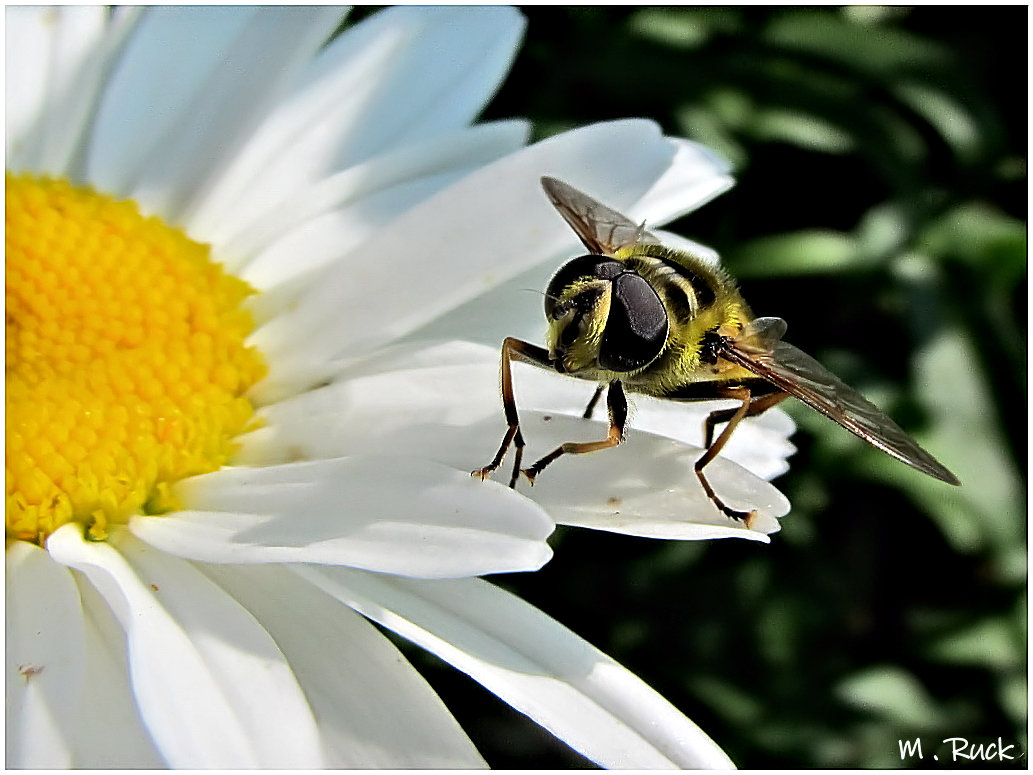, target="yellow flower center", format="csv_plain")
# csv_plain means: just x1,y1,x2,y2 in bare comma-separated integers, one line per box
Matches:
6,174,266,543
